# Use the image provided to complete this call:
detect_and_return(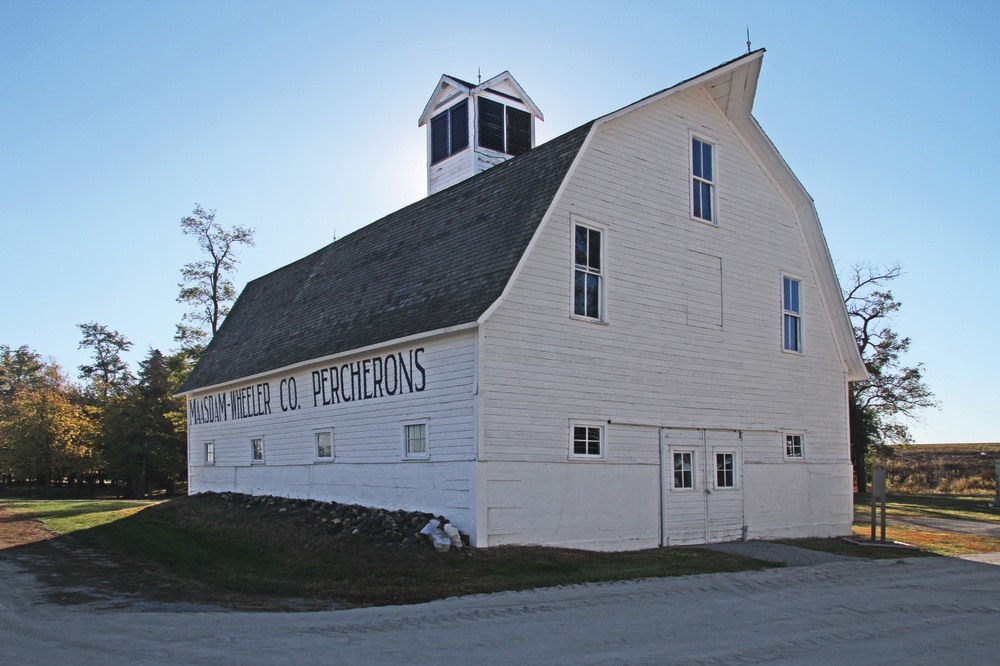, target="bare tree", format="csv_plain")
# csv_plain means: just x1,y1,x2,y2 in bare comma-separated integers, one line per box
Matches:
843,262,937,491
77,322,134,402
176,204,255,352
